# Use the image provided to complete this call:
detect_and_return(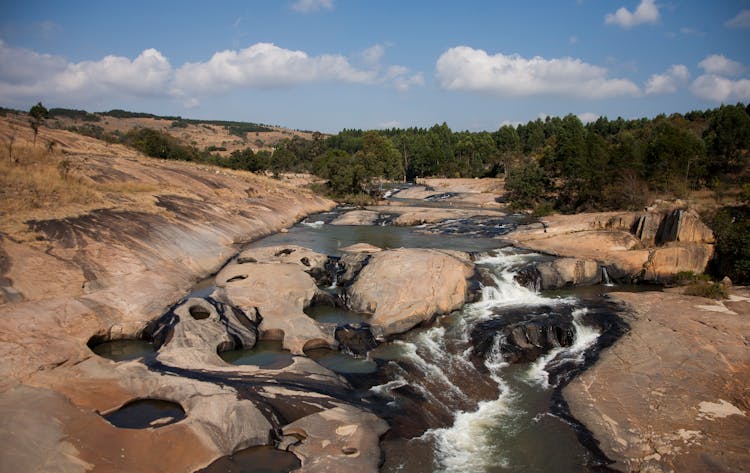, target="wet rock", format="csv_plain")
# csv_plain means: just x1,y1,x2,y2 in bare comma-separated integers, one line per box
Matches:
347,249,474,337
335,324,378,356
471,309,575,364
337,254,371,288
